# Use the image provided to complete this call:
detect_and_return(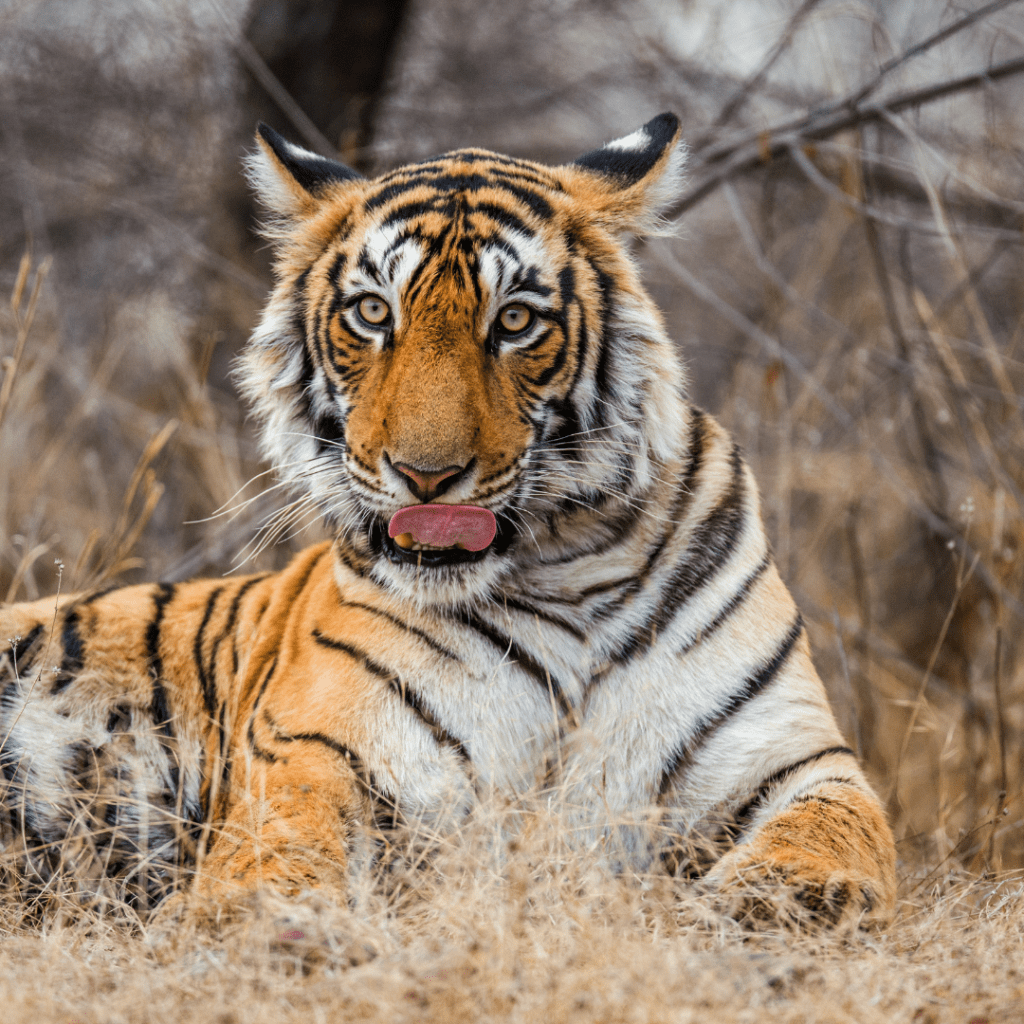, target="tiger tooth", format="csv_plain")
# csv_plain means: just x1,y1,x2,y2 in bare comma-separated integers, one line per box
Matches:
395,532,414,549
